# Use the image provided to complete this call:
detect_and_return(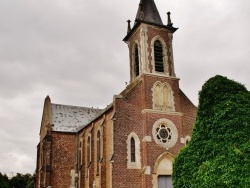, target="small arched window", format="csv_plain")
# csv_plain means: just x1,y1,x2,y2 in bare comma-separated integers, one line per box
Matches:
154,40,164,72
130,137,136,162
134,44,140,76
96,131,101,174
127,132,141,169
